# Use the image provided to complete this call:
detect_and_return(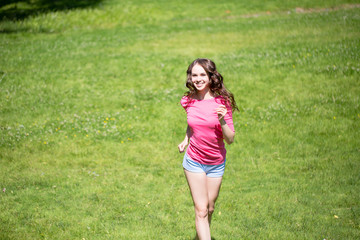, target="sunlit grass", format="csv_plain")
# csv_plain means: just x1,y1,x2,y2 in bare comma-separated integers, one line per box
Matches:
1,0,360,239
